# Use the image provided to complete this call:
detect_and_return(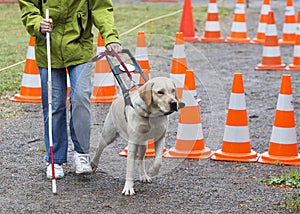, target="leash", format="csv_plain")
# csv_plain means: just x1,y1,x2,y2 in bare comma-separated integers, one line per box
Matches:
91,49,134,83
